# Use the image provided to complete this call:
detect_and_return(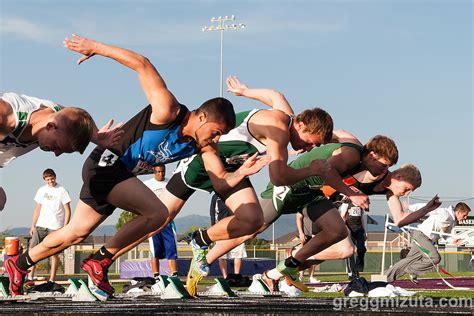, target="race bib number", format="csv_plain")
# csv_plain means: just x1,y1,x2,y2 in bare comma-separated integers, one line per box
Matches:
348,206,362,217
